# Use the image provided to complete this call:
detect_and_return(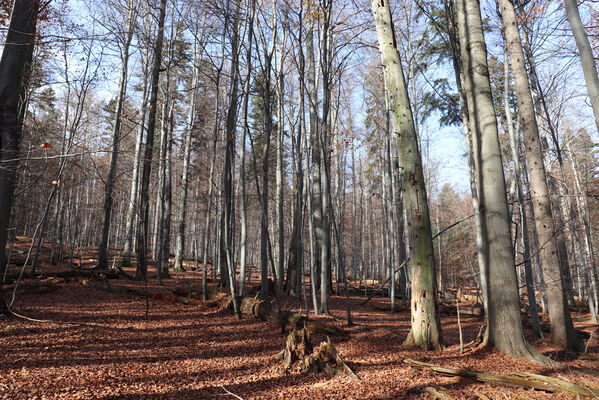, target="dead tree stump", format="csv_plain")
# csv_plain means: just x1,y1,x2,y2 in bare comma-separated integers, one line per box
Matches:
278,328,358,380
